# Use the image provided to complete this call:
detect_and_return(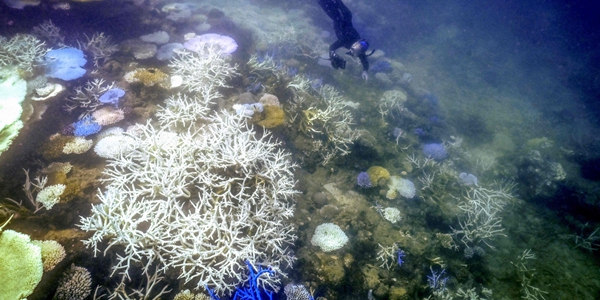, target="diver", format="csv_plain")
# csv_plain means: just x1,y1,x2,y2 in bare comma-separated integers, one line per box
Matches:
317,0,374,80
